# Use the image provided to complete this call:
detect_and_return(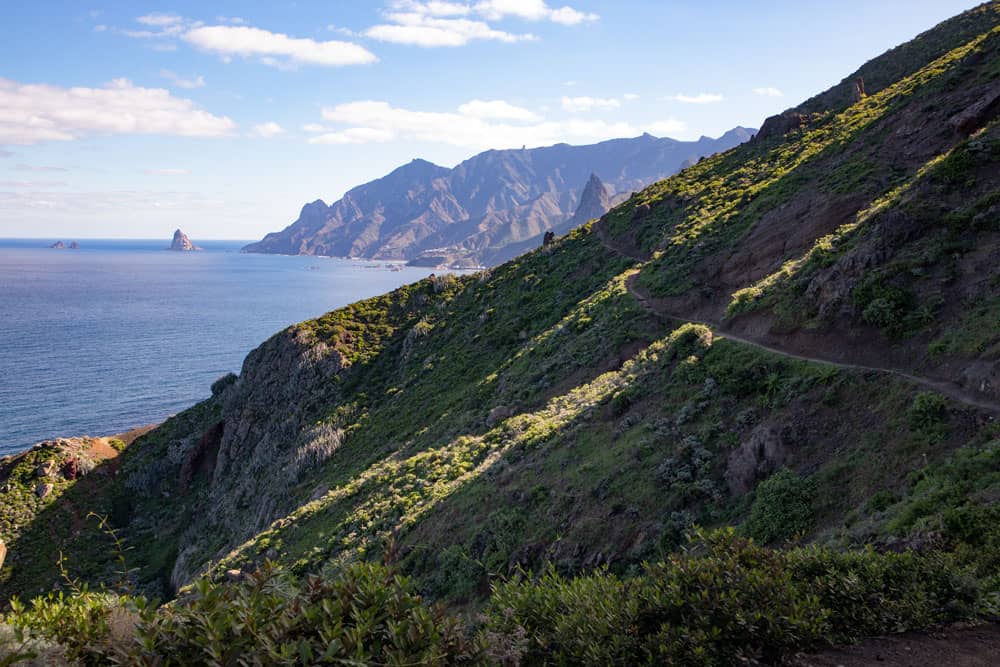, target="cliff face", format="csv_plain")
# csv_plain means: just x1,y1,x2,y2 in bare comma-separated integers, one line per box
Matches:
242,130,754,266
170,326,347,586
